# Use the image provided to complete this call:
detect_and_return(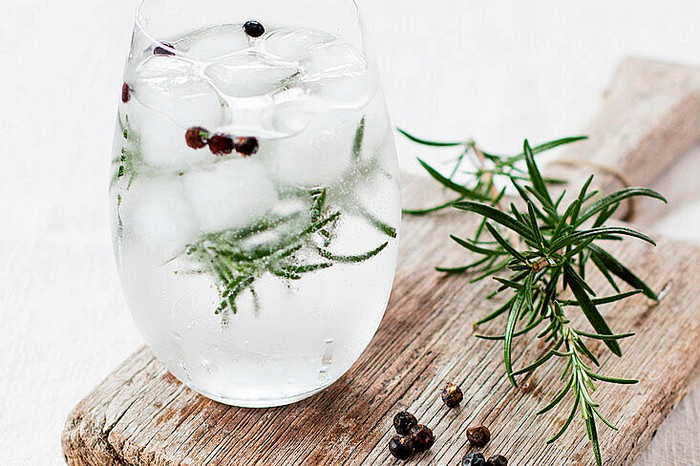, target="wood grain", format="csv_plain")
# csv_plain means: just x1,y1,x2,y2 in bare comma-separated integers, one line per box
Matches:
549,57,700,192
62,58,700,466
